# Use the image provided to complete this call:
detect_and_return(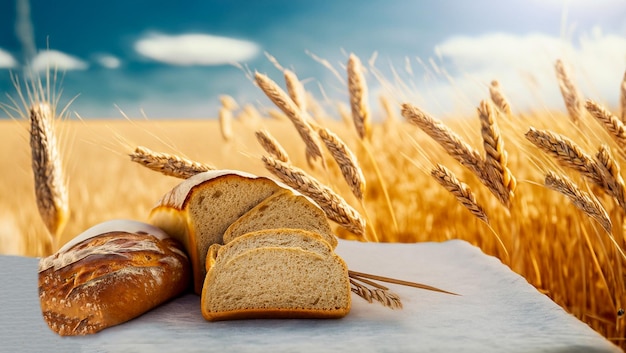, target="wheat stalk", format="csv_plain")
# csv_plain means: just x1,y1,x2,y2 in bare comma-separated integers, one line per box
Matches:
349,278,403,309
525,127,605,188
255,72,324,167
130,146,214,179
318,127,365,200
348,270,459,295
347,54,372,140
489,80,512,118
218,107,233,142
255,130,290,163
620,70,626,124
29,102,69,244
284,69,307,112
544,171,612,235
555,59,584,125
595,144,626,211
585,99,626,158
478,100,516,208
262,155,366,237
431,164,489,225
